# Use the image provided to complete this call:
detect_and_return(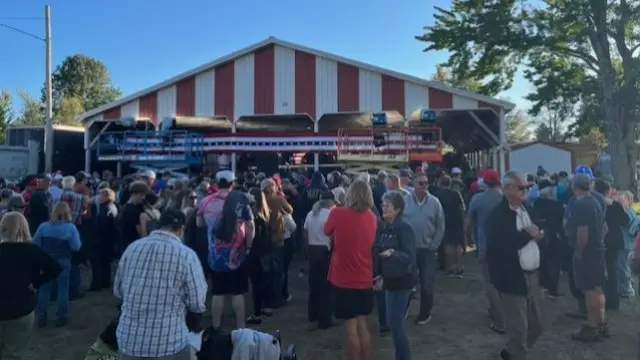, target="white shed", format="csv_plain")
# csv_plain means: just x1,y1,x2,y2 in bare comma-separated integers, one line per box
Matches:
507,141,574,174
